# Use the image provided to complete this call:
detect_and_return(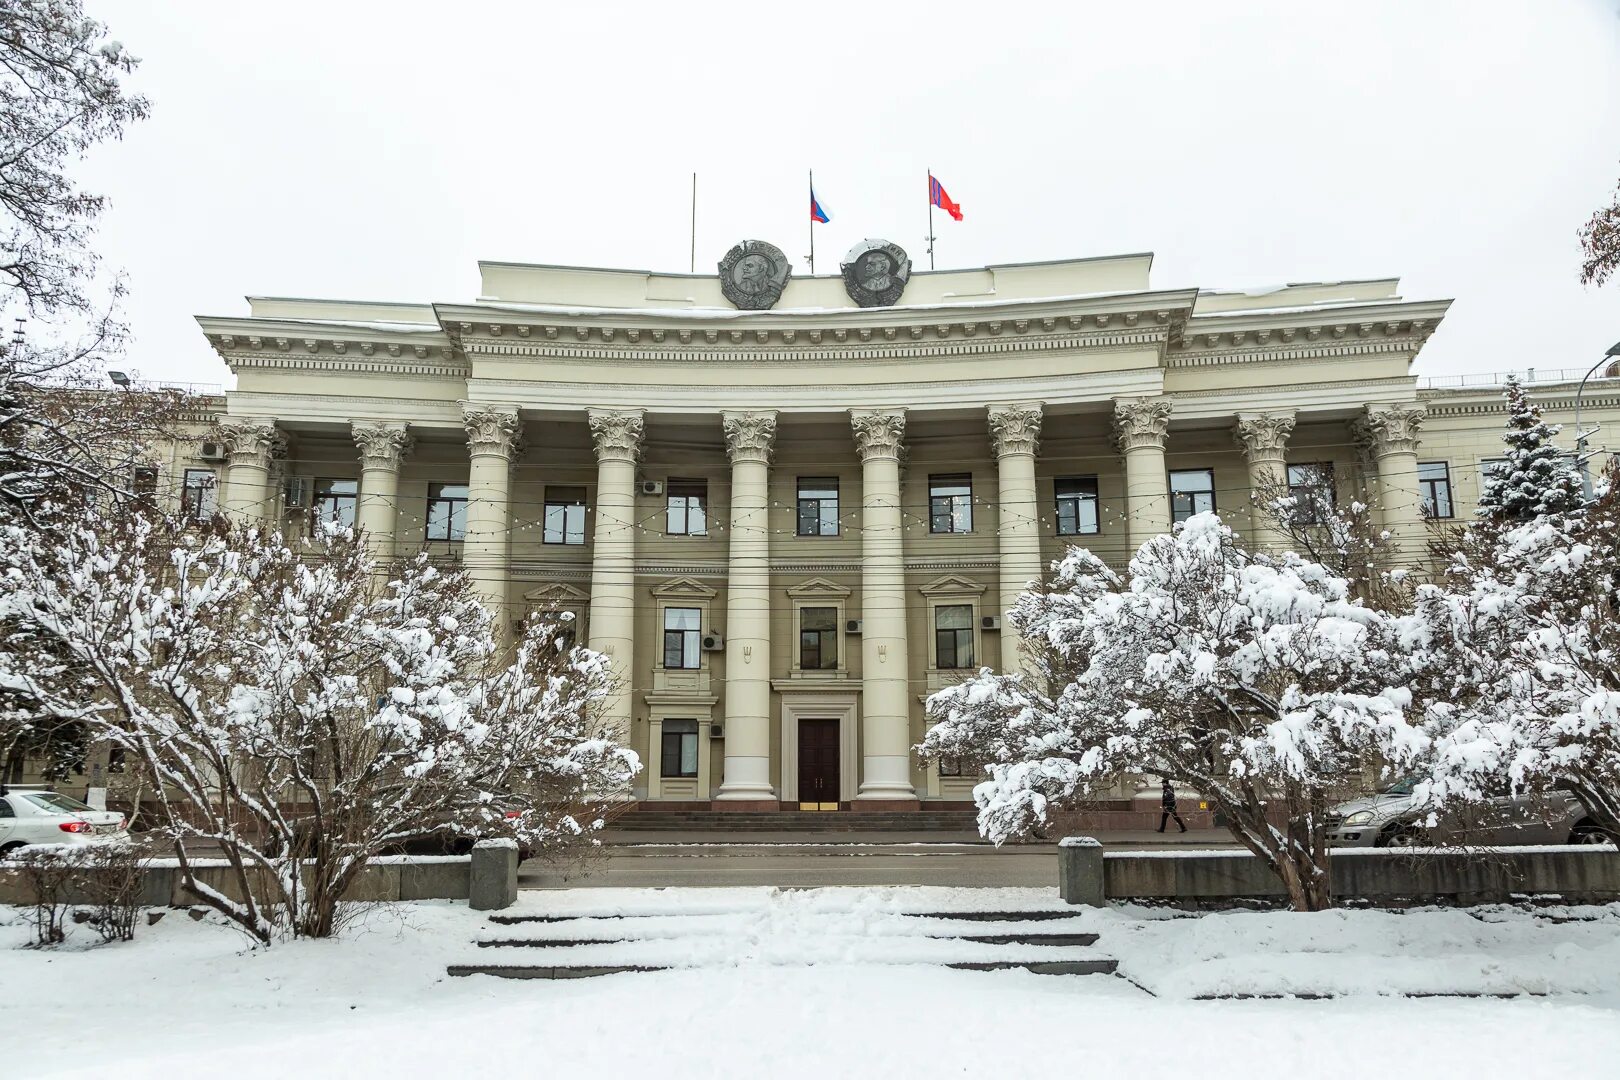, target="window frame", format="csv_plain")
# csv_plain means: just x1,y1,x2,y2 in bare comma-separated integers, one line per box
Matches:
1053,476,1100,536
665,478,709,537
795,477,840,537
1168,468,1216,524
659,719,700,778
798,606,839,671
662,606,703,670
1417,461,1454,519
542,485,588,546
1285,462,1336,525
180,468,218,522
928,473,974,534
311,477,359,534
934,603,976,670
425,481,469,542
